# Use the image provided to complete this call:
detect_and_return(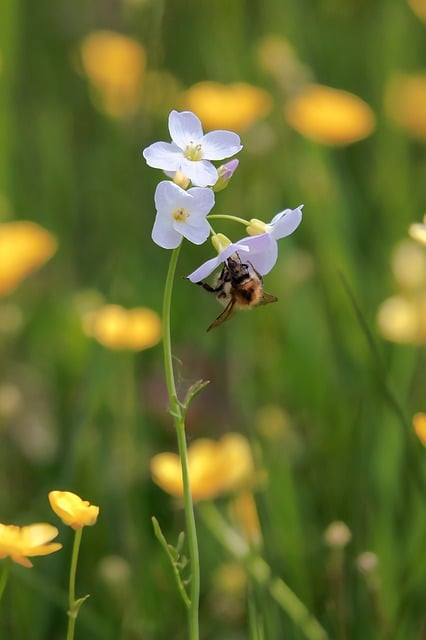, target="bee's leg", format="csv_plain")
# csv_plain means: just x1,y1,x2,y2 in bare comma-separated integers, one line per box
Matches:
196,281,219,293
